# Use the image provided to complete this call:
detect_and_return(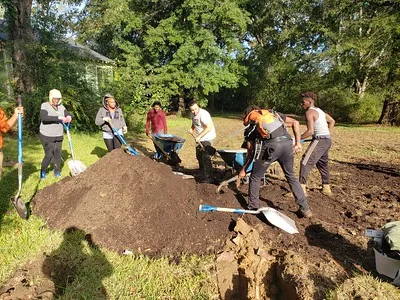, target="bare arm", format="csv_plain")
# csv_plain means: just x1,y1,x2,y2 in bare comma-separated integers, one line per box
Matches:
326,113,335,131
300,110,316,140
195,122,212,141
285,116,302,153
239,141,255,178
